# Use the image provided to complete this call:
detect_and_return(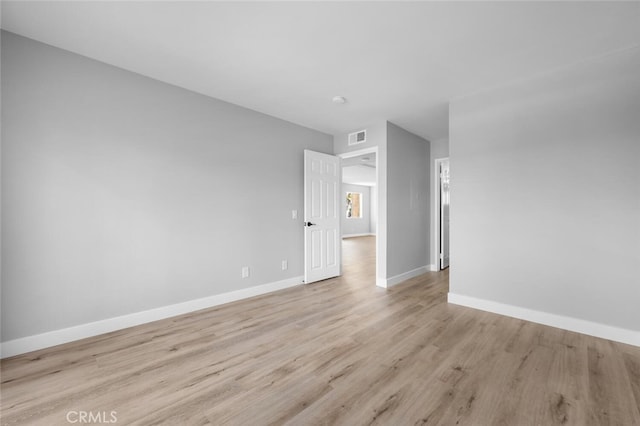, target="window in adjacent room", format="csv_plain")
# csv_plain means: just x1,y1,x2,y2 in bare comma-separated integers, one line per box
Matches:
346,192,362,218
